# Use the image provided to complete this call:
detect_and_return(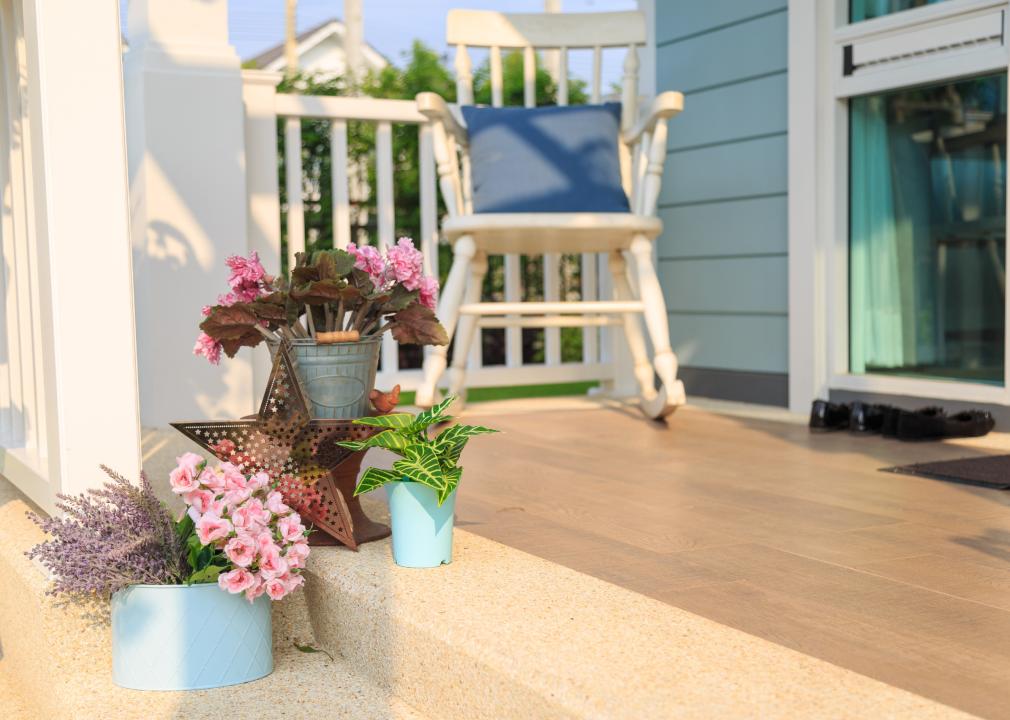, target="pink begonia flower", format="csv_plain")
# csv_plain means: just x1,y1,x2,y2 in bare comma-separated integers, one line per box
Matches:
193,332,222,365
285,540,310,569
218,568,255,595
277,514,306,543
182,488,216,515
226,251,266,288
224,486,253,507
282,573,305,593
263,577,289,601
201,305,212,317
196,513,233,545
232,498,270,533
169,460,200,495
418,275,439,311
221,463,247,491
347,242,386,282
224,534,257,568
258,544,289,579
248,471,272,491
245,575,266,602
198,466,226,492
385,237,424,291
254,530,275,555
265,490,290,515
